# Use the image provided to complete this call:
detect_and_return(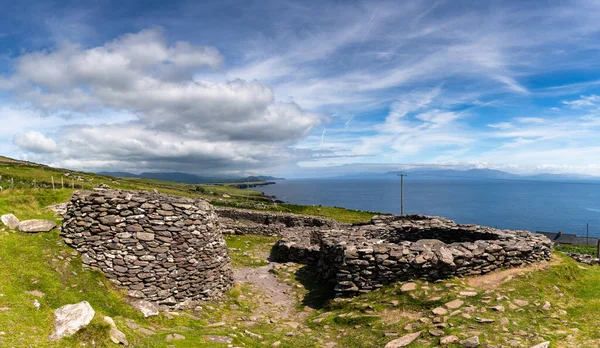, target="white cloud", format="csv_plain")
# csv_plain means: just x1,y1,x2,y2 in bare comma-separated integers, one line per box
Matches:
562,94,600,109
1,29,322,172
13,131,58,153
